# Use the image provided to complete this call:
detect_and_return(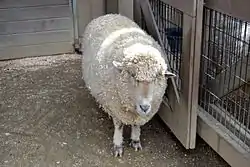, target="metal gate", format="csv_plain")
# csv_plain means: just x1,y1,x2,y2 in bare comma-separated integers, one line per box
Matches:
0,0,75,60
